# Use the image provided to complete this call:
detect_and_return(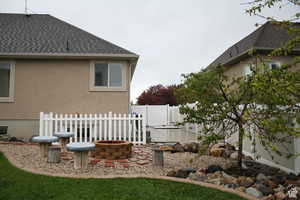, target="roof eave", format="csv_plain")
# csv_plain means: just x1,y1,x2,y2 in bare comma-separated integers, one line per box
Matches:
0,52,139,61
